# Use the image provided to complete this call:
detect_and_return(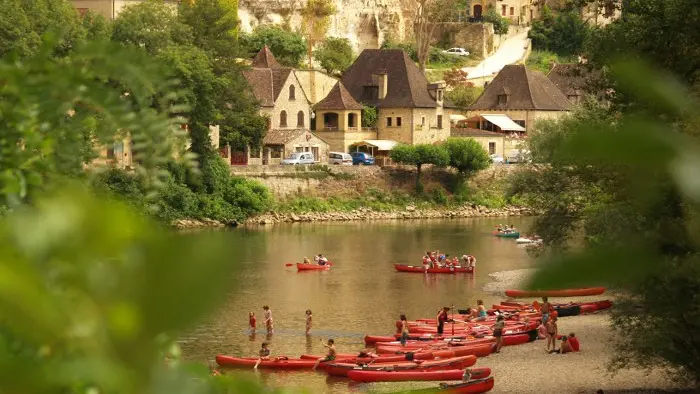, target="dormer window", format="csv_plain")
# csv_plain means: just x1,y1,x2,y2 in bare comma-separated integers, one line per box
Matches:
568,94,580,103
497,94,508,105
363,86,379,100
437,90,443,101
